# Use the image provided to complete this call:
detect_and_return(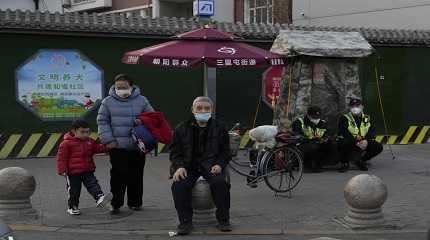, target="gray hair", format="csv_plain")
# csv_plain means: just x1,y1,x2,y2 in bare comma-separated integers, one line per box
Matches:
192,96,213,107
